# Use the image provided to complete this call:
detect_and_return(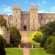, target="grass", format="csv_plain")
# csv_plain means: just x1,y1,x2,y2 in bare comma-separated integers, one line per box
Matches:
5,48,54,55
30,48,54,55
5,48,23,55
